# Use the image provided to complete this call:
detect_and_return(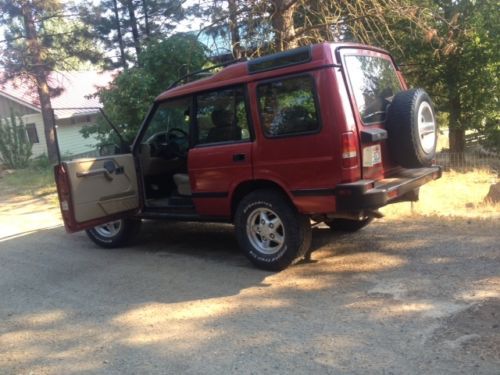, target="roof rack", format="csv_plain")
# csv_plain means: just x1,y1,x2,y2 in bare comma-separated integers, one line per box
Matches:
248,46,311,74
167,58,246,90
